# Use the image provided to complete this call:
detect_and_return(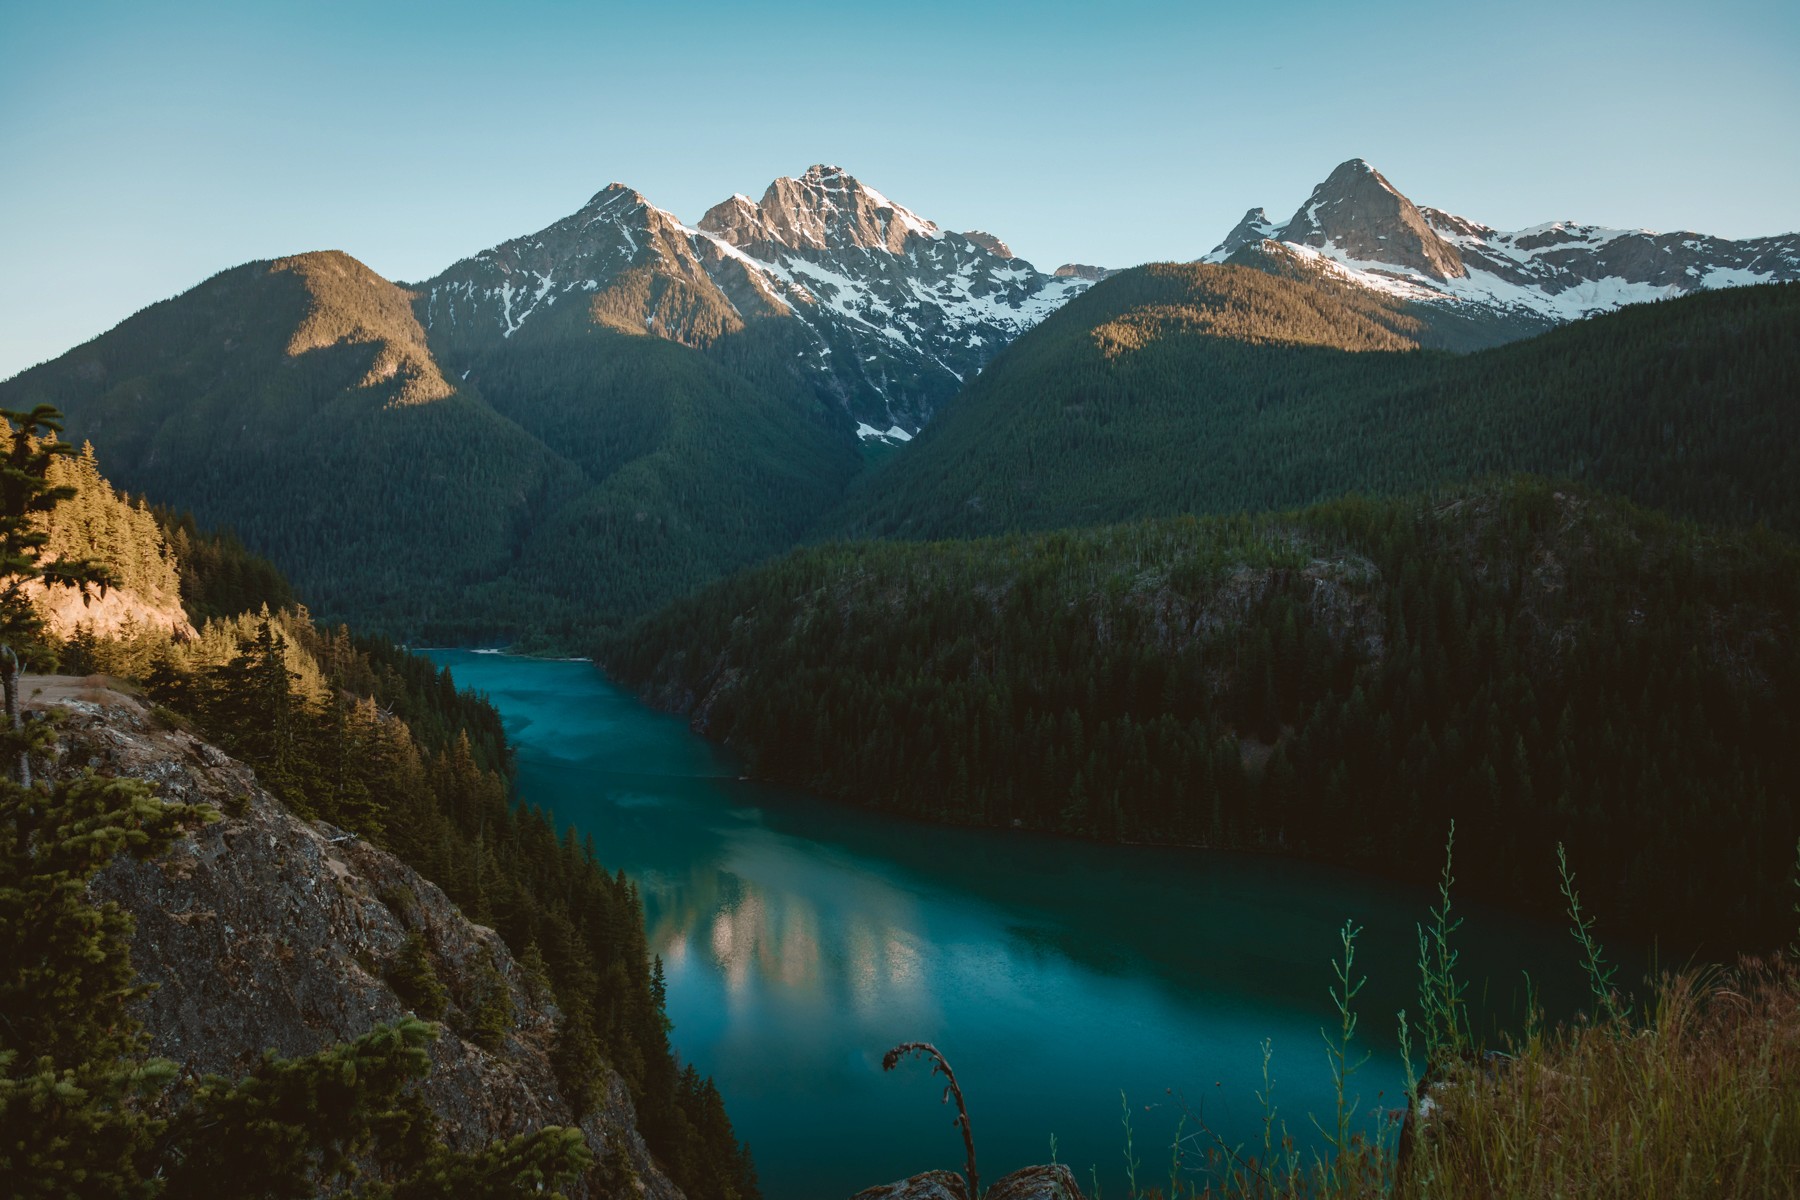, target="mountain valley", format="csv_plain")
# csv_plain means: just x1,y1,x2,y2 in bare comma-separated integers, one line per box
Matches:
3,159,1794,646
4,150,1799,1199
